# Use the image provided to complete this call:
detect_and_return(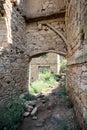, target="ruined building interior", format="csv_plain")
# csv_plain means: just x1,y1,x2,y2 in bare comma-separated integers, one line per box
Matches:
0,0,87,129
30,53,63,83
